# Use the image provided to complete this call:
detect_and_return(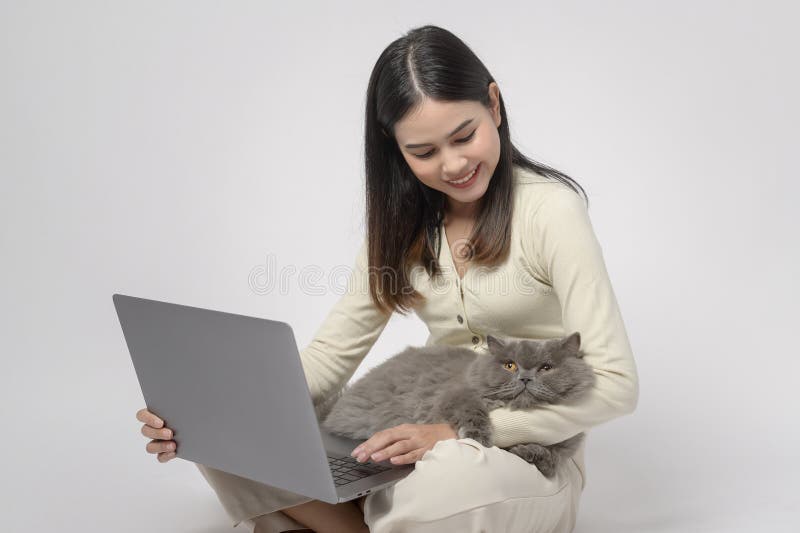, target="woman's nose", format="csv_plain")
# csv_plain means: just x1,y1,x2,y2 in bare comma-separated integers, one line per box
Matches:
442,156,469,180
